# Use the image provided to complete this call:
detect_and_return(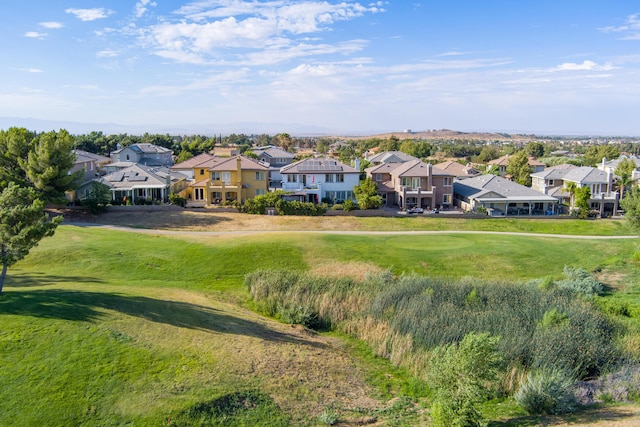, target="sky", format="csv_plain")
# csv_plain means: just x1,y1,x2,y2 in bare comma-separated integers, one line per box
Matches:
2,1,640,135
